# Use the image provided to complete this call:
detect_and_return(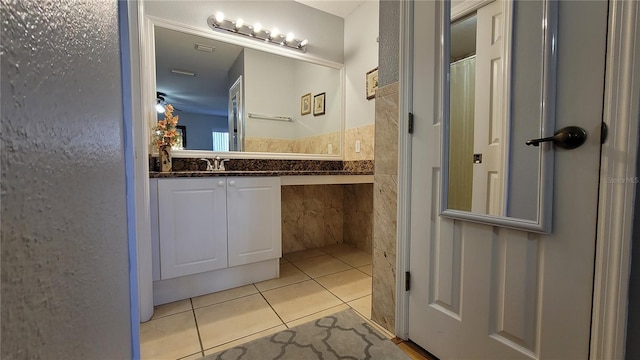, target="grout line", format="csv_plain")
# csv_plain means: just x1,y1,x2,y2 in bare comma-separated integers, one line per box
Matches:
314,266,368,280
283,303,350,327
292,258,358,280
201,324,285,356
311,274,349,302
148,308,193,320
190,298,205,356
255,277,309,293
191,290,260,310
354,263,373,273
311,278,372,313
178,350,205,360
282,248,328,263
257,291,288,328
346,293,373,303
